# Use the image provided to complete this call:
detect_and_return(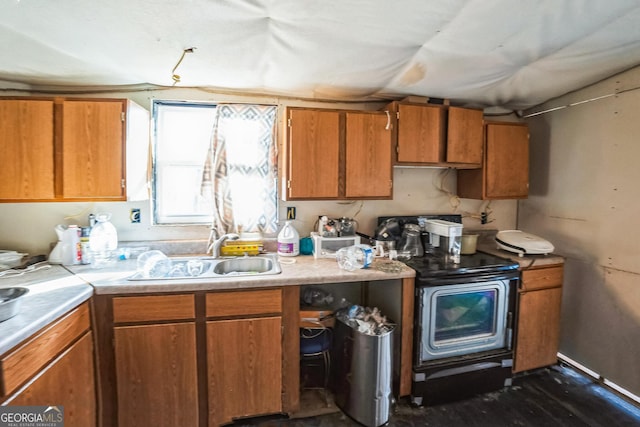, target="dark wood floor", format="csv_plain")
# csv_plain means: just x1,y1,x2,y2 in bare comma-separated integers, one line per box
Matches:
234,364,640,427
